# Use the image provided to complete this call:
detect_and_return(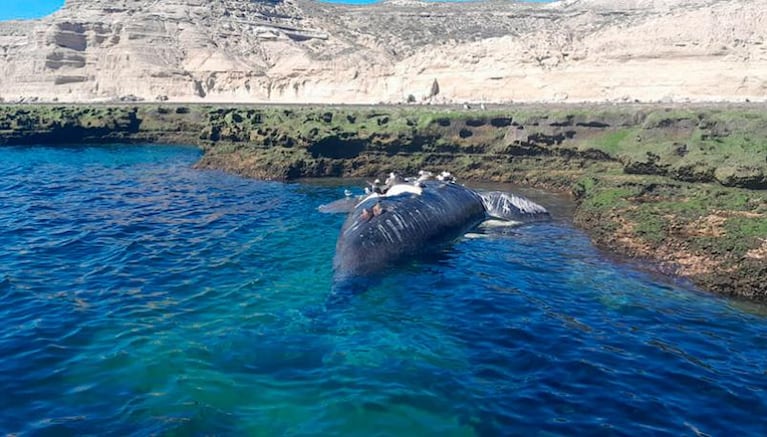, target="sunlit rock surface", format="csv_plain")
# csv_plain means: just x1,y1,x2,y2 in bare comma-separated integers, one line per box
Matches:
0,0,765,103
